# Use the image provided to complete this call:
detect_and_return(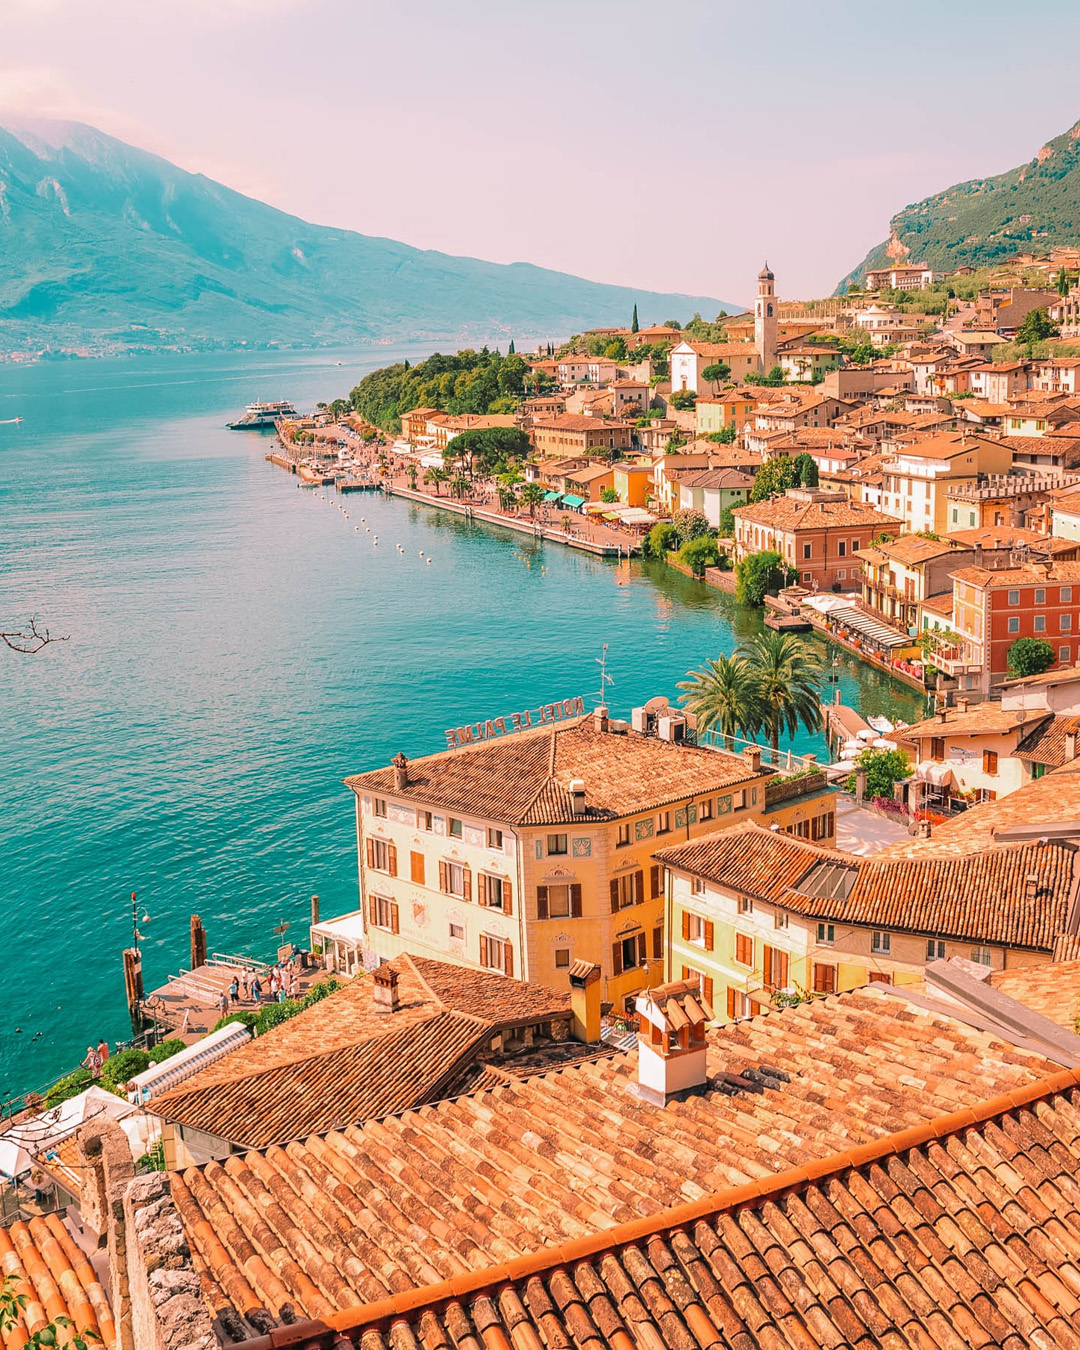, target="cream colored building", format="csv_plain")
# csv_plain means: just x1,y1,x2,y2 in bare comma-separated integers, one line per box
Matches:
878,433,1013,535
